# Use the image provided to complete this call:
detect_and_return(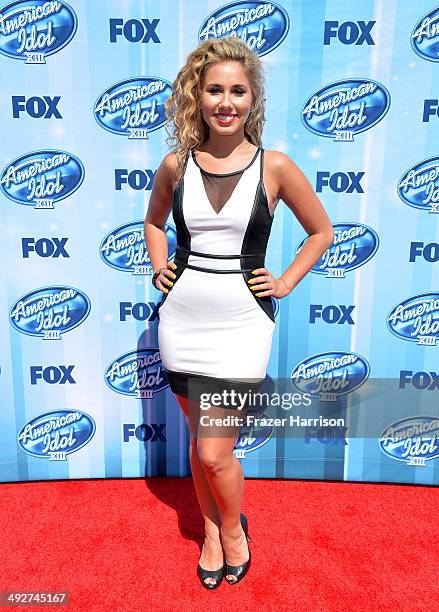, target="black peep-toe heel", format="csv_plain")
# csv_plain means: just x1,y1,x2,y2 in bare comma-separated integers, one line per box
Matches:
197,541,225,590
197,562,225,589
